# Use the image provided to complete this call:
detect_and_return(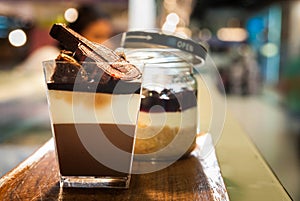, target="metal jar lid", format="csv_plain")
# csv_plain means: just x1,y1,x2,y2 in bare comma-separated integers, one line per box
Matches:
121,31,207,67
